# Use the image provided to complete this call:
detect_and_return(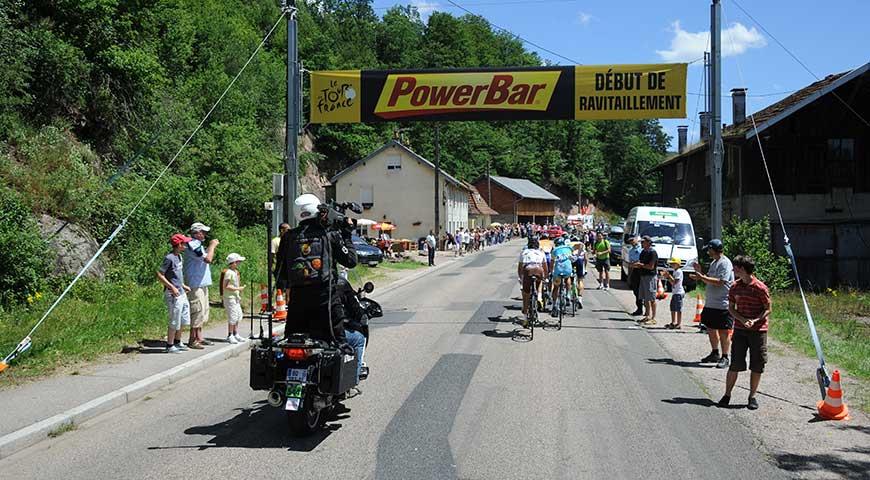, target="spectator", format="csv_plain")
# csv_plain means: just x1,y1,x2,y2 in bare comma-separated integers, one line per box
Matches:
662,257,685,329
626,236,643,316
463,228,471,254
594,232,611,290
426,230,437,267
452,230,462,257
157,234,192,353
632,236,658,325
691,239,735,369
271,223,290,254
184,222,219,349
719,255,771,410
222,253,247,344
